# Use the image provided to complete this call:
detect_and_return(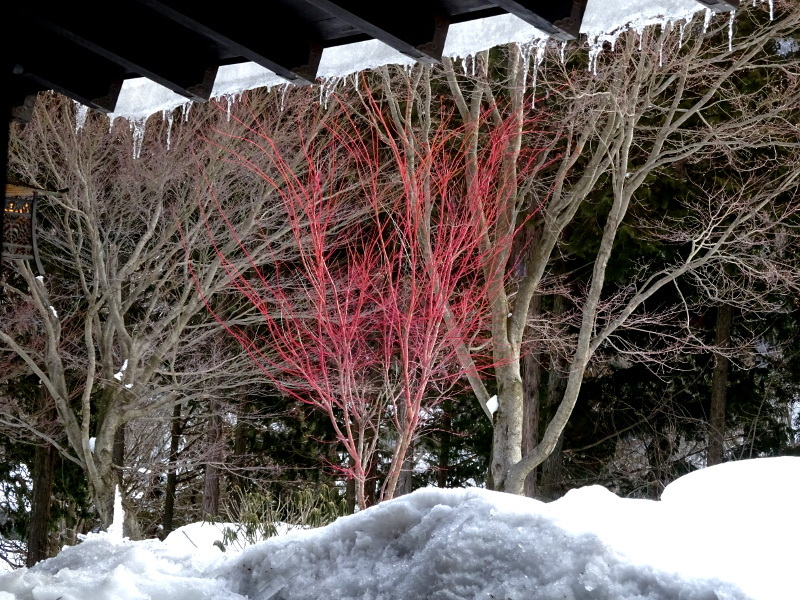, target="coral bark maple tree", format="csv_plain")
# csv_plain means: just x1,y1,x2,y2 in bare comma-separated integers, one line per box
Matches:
199,95,541,508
